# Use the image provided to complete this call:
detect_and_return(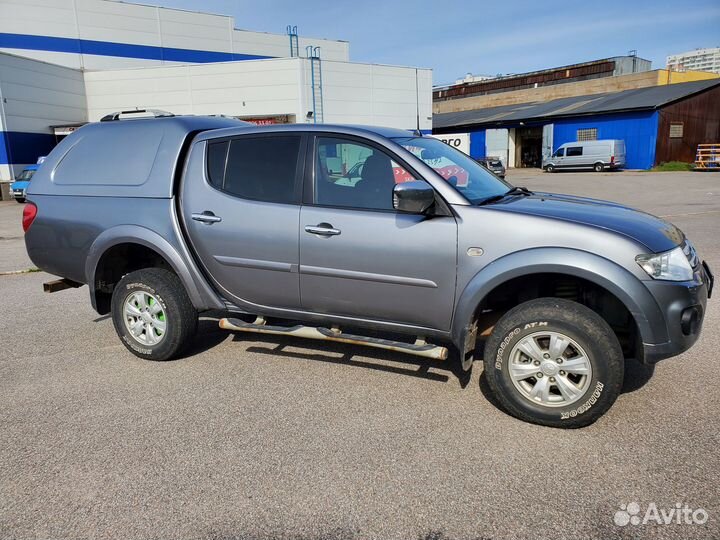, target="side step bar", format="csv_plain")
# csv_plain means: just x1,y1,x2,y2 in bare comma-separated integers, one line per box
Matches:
219,317,448,360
